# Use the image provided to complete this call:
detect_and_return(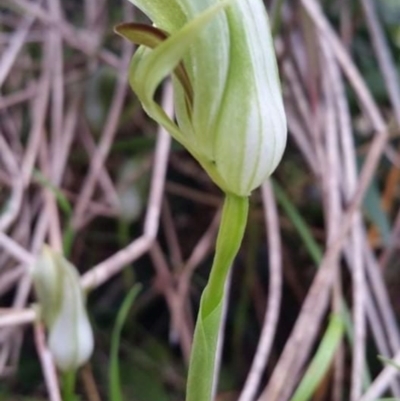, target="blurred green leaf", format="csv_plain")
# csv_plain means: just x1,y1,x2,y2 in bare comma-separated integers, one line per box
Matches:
363,179,391,246
109,284,142,401
290,315,344,401
376,0,400,27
